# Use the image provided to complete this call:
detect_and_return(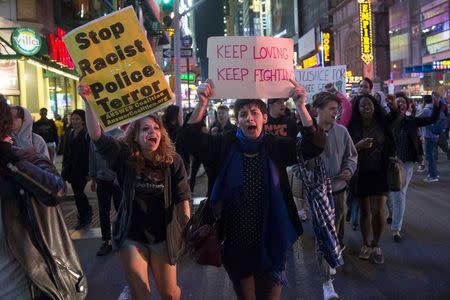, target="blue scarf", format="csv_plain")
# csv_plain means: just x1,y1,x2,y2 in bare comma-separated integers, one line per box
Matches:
210,128,299,280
